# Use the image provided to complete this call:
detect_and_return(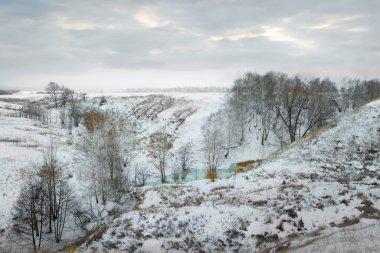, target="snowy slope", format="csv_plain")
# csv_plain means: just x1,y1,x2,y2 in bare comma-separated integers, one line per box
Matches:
0,93,230,251
78,100,380,252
